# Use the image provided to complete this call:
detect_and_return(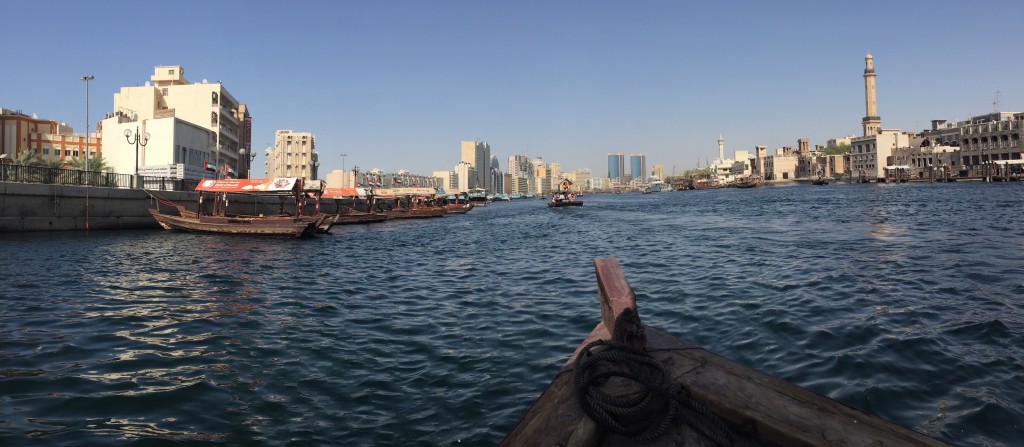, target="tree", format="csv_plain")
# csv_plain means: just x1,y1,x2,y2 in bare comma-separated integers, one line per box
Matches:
16,150,42,166
67,154,108,173
823,143,850,156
